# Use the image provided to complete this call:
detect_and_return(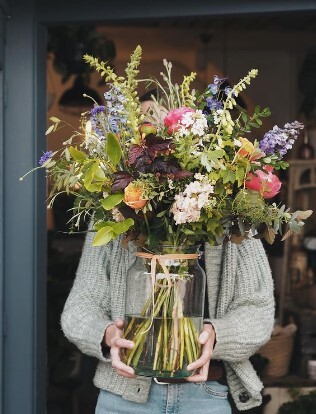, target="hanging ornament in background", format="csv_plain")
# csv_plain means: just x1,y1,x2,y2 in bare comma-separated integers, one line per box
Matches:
47,25,116,112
